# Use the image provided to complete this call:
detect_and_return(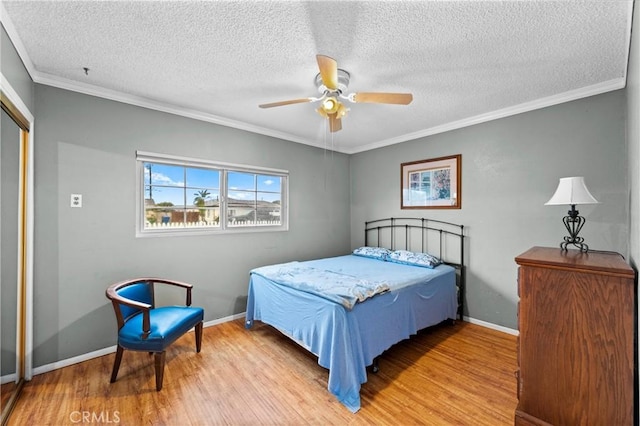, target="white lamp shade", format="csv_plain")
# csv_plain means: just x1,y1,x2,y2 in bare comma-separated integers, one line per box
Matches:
545,176,599,206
